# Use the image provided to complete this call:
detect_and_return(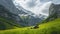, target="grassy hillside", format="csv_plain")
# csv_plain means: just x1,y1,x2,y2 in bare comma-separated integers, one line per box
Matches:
0,18,60,34
0,16,21,30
